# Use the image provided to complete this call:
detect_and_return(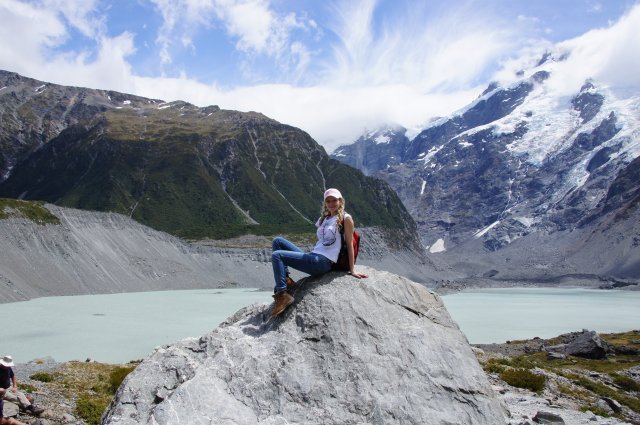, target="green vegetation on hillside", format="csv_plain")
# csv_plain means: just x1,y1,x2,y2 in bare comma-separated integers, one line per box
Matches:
0,198,60,224
0,106,415,240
